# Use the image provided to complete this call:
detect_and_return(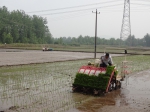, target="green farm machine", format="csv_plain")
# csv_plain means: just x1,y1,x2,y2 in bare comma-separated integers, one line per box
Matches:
72,61,122,95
